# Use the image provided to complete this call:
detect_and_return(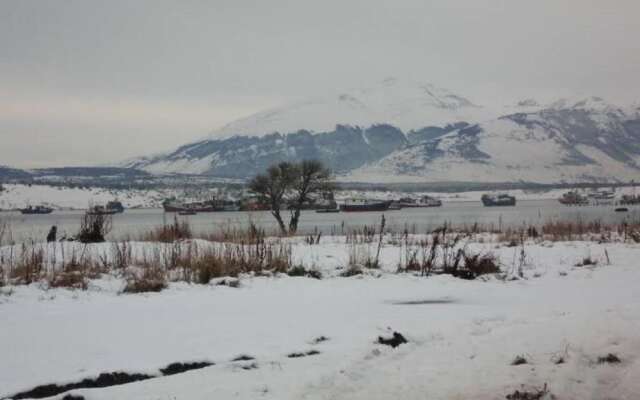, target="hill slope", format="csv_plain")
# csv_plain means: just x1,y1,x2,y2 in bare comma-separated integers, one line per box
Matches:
125,80,640,183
